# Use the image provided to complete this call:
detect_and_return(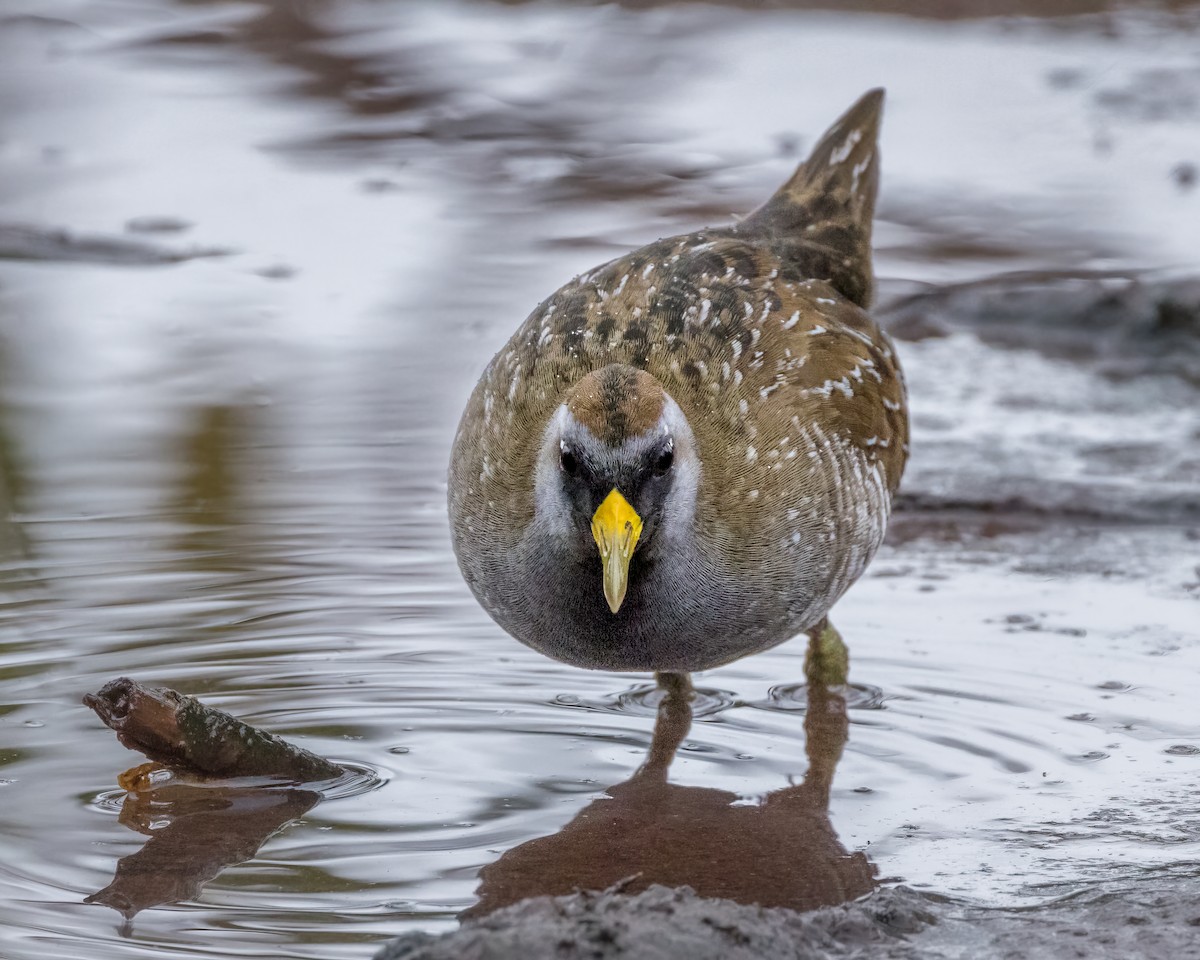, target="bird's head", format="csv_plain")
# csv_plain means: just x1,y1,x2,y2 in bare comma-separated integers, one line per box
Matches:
533,364,699,614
